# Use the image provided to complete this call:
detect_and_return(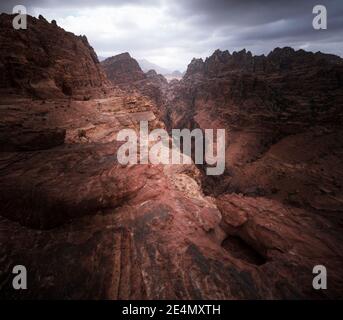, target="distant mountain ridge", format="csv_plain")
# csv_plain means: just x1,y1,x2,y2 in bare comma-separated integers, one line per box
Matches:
137,58,184,78
137,58,171,75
